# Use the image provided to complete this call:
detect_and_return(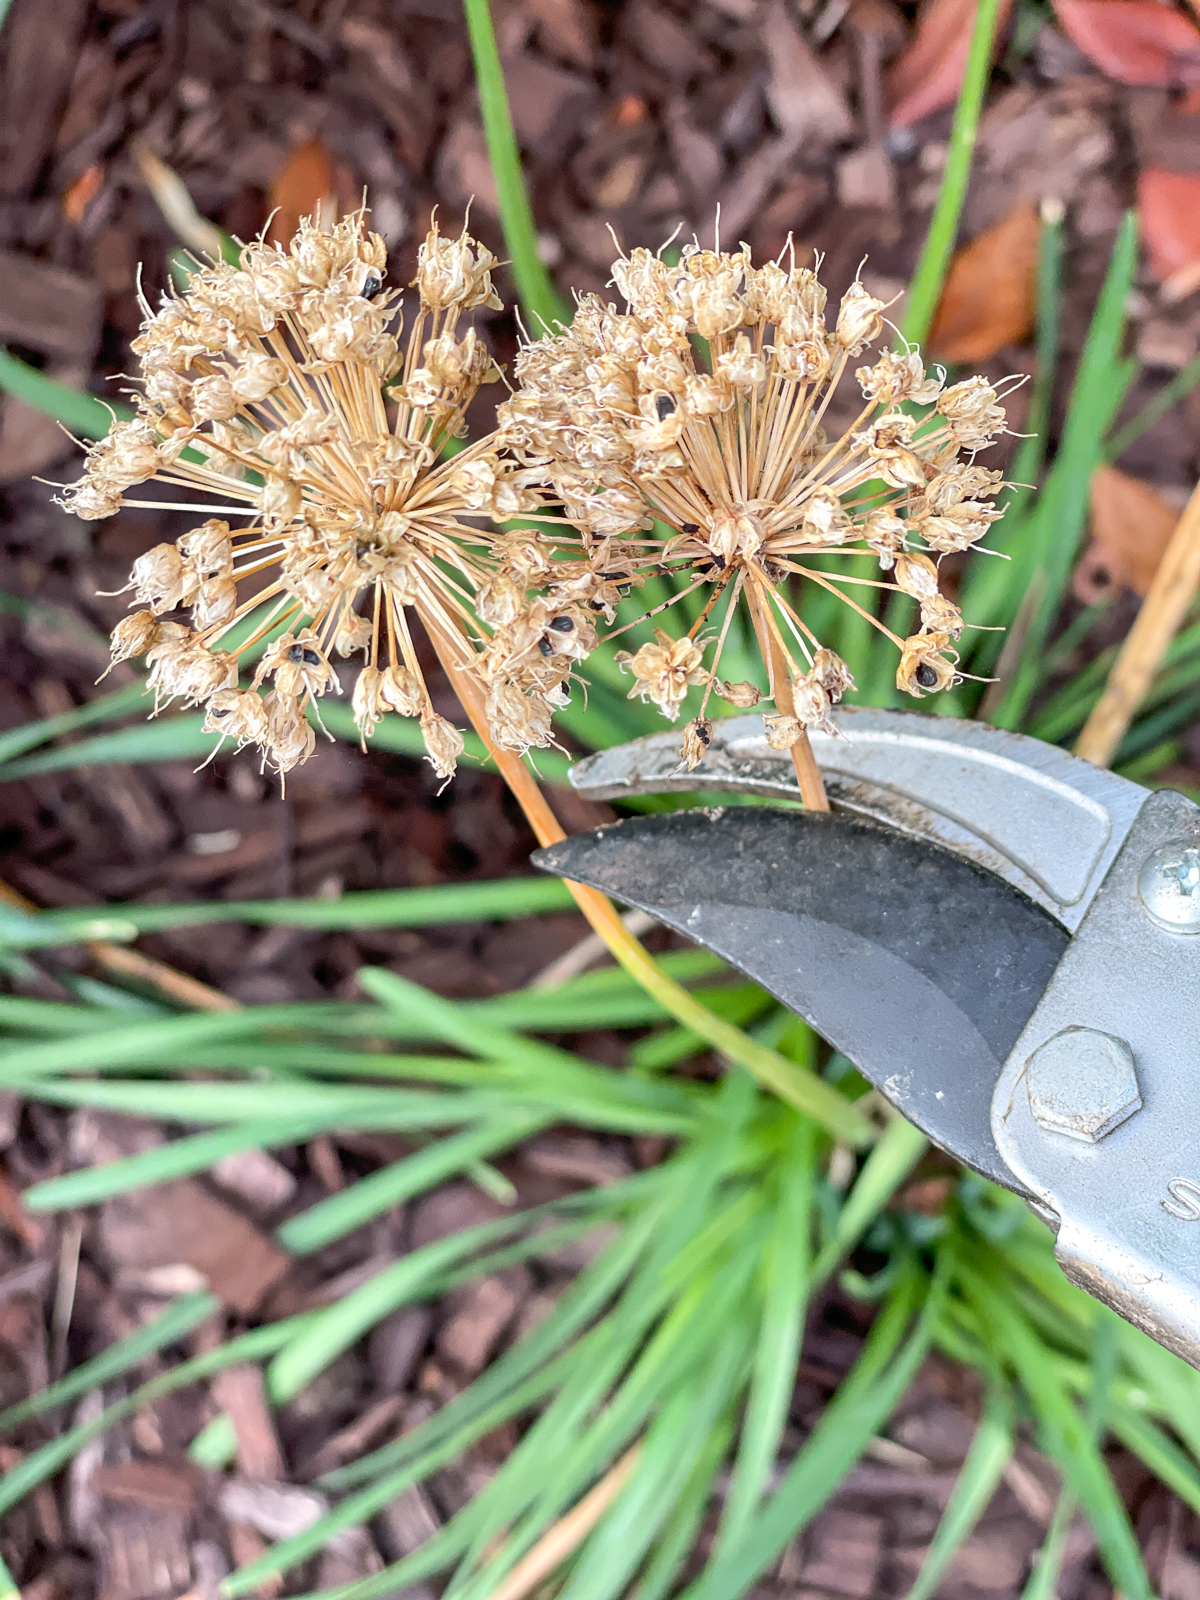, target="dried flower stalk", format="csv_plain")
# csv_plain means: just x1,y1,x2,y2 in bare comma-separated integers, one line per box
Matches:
500,241,1009,802
1076,476,1200,768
